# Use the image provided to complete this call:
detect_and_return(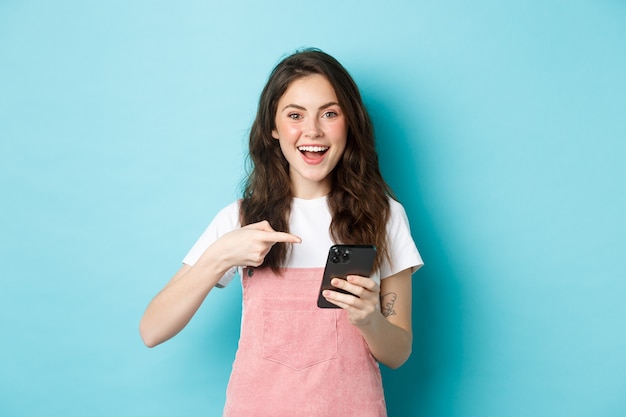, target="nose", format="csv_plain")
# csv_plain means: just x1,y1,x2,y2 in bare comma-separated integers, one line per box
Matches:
304,118,322,138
